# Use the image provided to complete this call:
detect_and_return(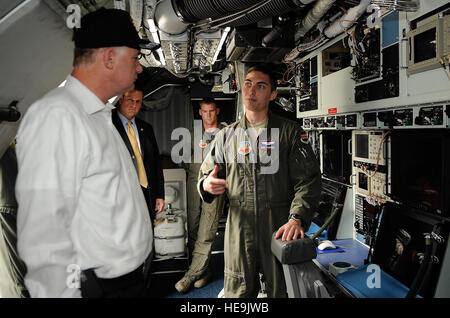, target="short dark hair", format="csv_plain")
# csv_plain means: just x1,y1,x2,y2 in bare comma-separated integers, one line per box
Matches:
247,64,277,91
133,81,144,93
199,97,217,108
119,84,144,104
